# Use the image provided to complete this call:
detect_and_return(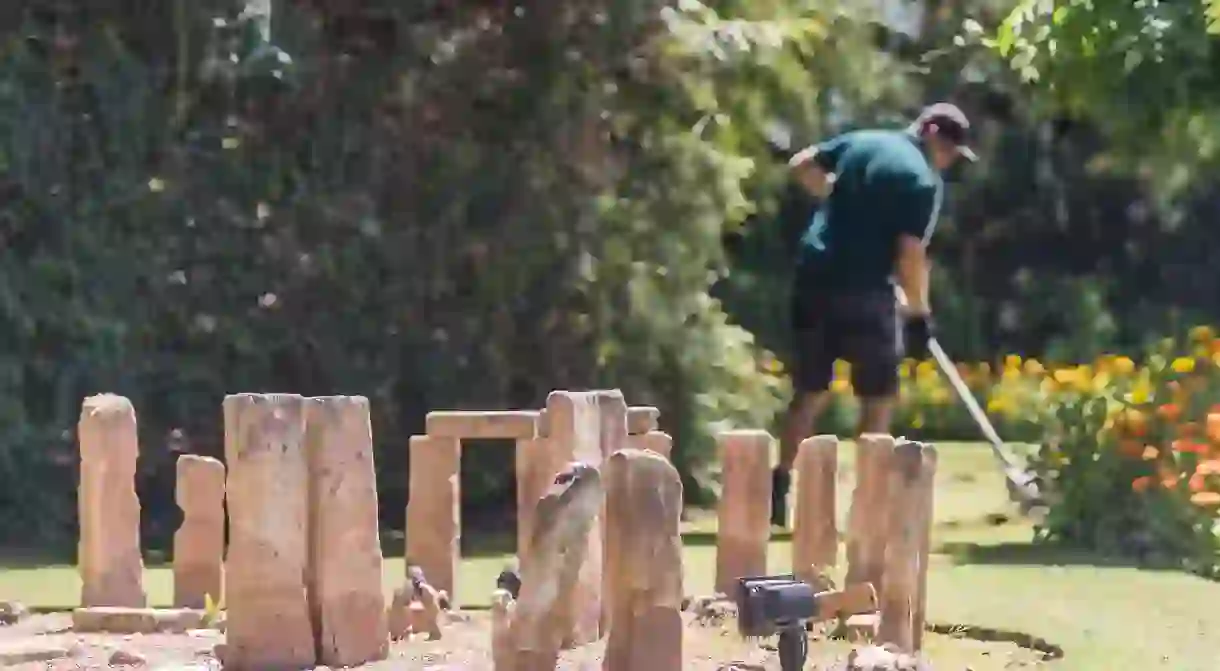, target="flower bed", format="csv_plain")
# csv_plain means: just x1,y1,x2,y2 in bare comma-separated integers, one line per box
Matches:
812,327,1220,574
